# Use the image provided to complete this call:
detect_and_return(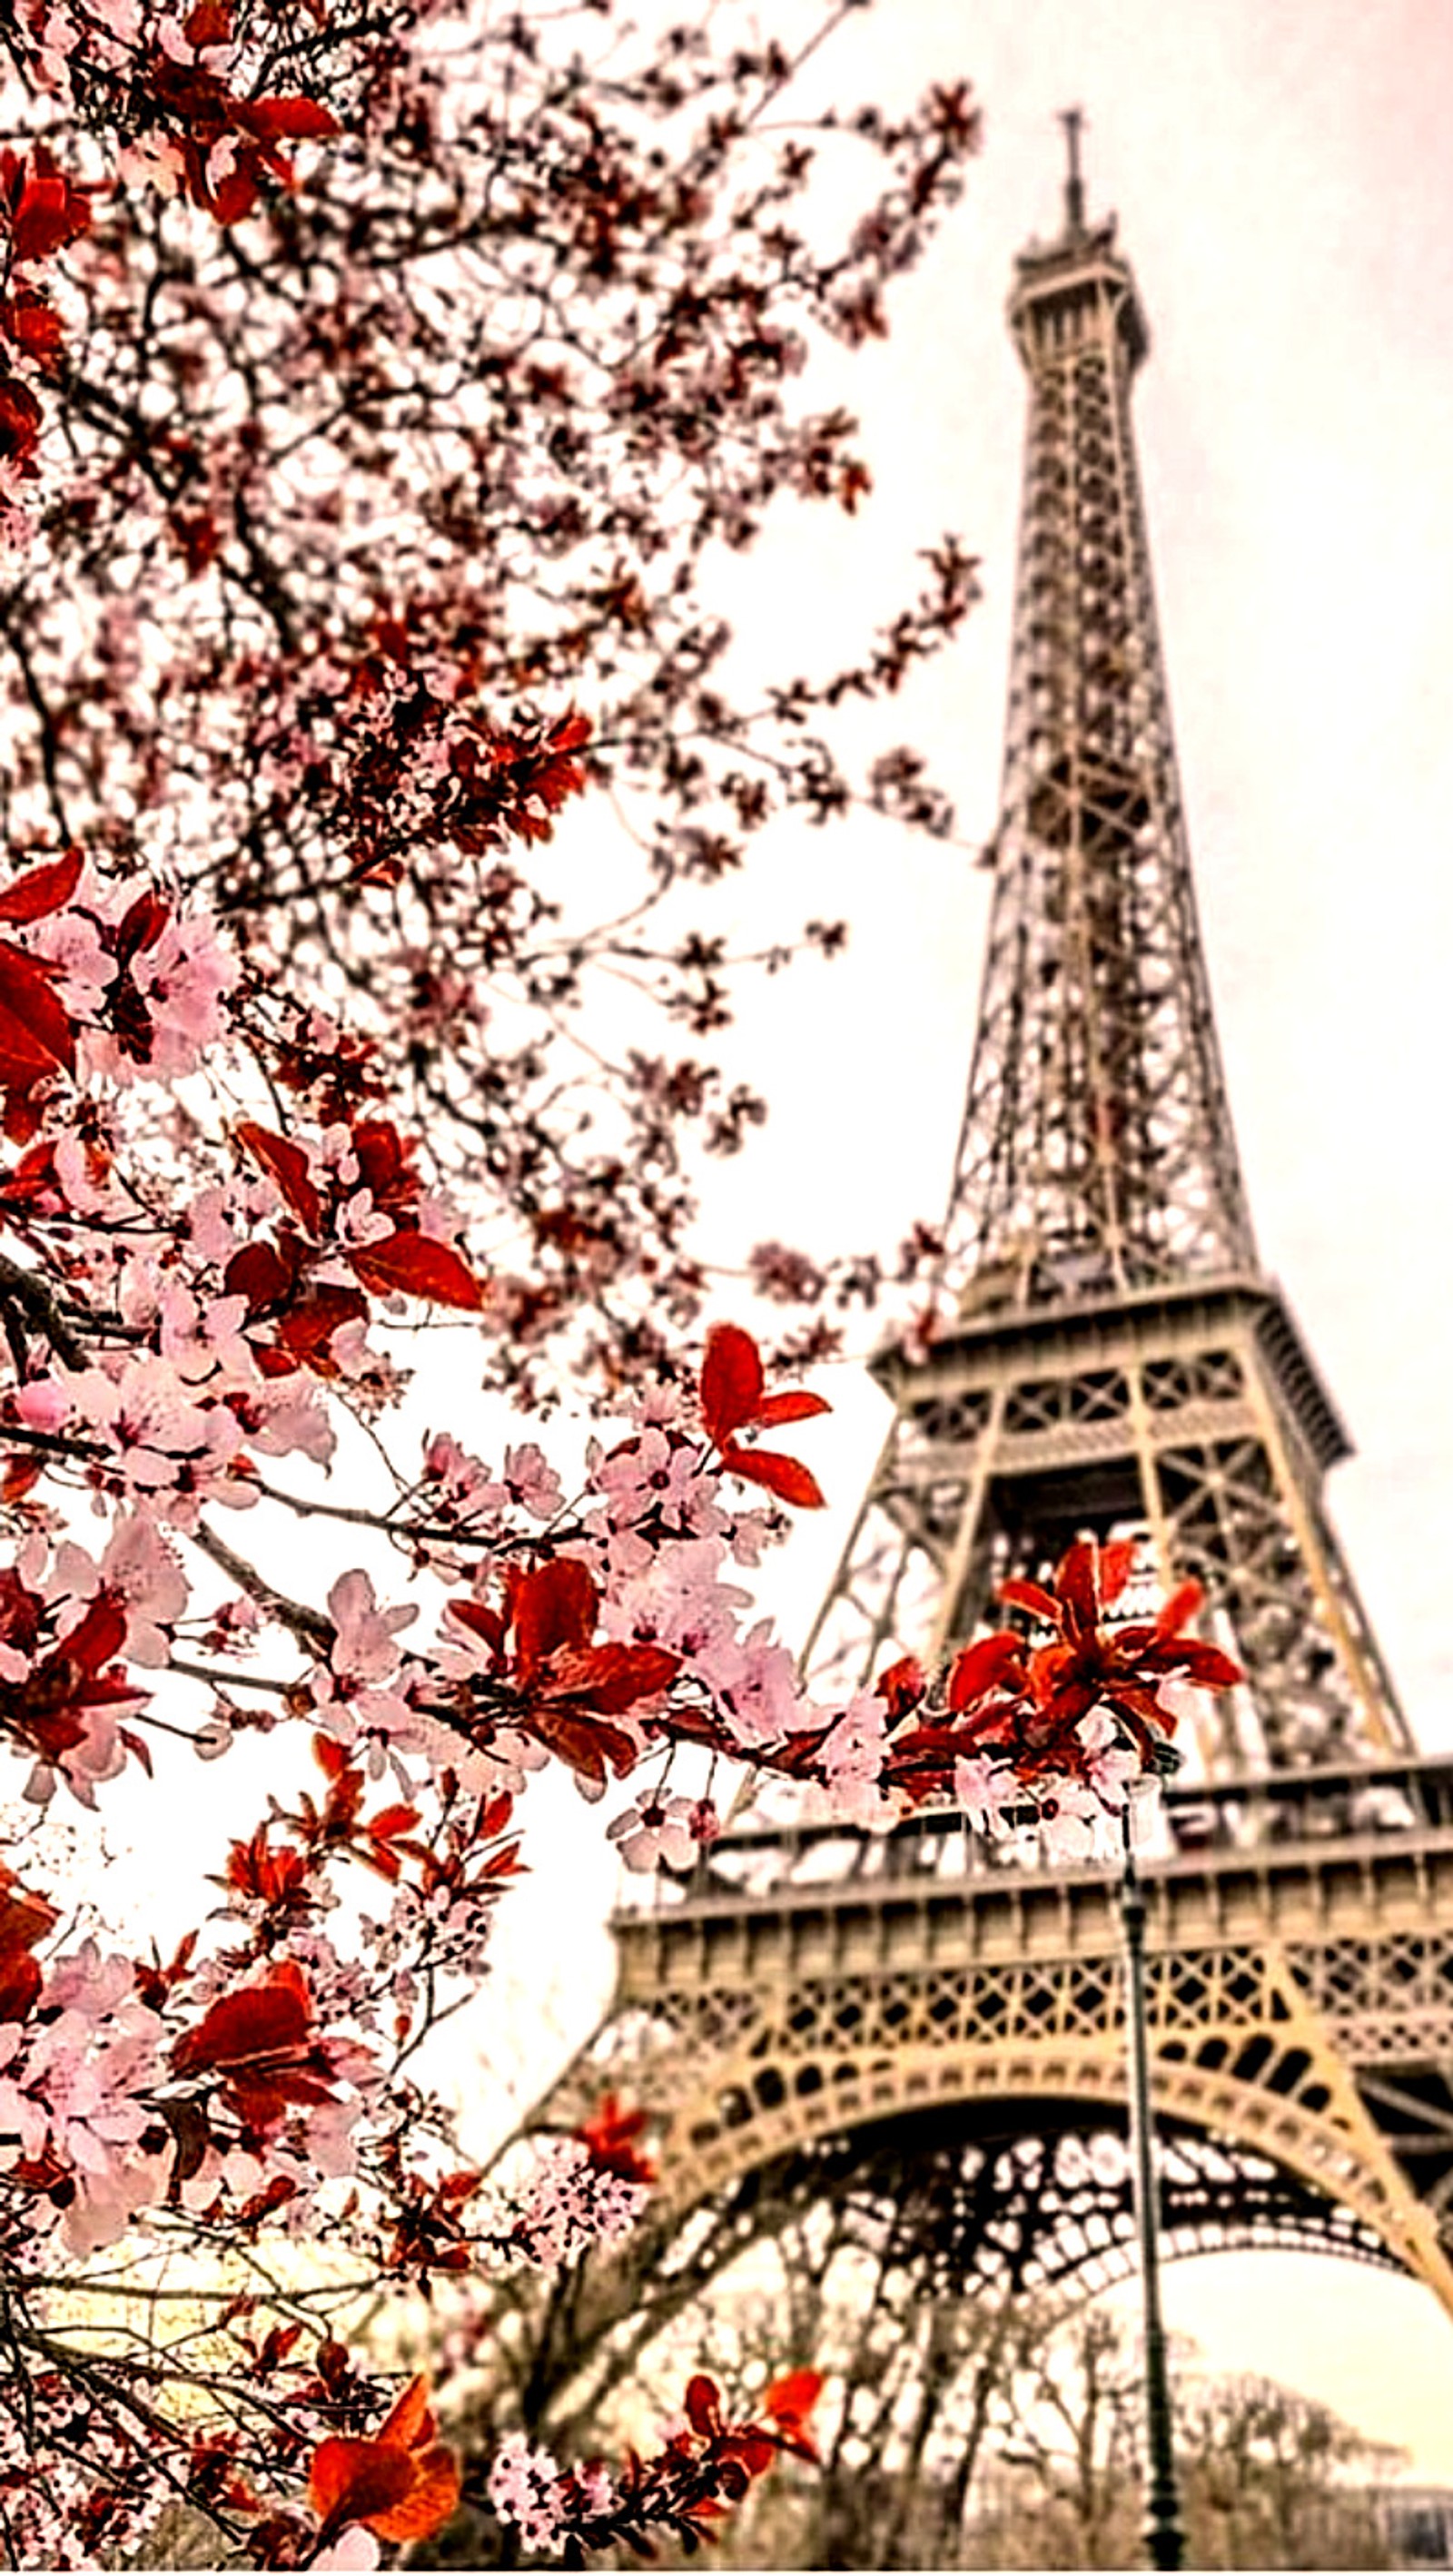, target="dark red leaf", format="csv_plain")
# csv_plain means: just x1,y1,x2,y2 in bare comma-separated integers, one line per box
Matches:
0,941,74,1075
59,1591,128,1674
238,95,342,143
308,2441,415,2533
685,2374,723,2438
524,1706,638,1785
223,1237,298,1317
268,1285,370,1376
946,1631,1025,1711
0,849,82,924
717,1444,825,1509
1153,1579,1204,1642
445,1596,504,1654
10,158,91,264
351,1228,484,1310
700,1322,764,1447
235,1121,322,1236
544,1640,678,1714
511,1558,598,1673
1055,1541,1101,1628
875,1654,925,1718
996,1576,1060,1626
751,1388,831,1428
1170,1642,1243,1690
172,1963,311,2078
183,0,231,41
